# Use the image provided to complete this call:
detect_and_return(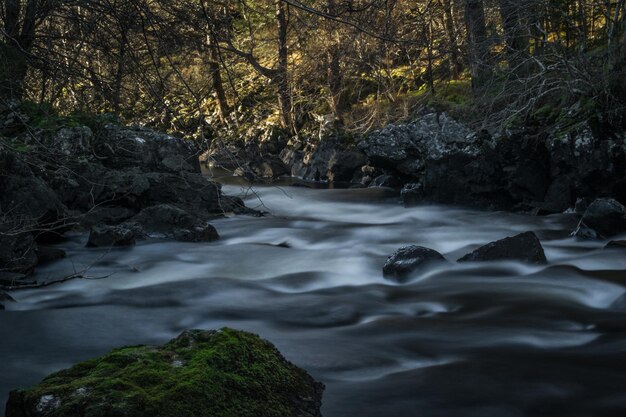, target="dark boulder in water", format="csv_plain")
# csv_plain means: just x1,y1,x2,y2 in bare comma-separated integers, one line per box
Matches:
5,328,324,417
383,245,446,281
573,198,626,239
86,225,136,247
458,231,547,264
